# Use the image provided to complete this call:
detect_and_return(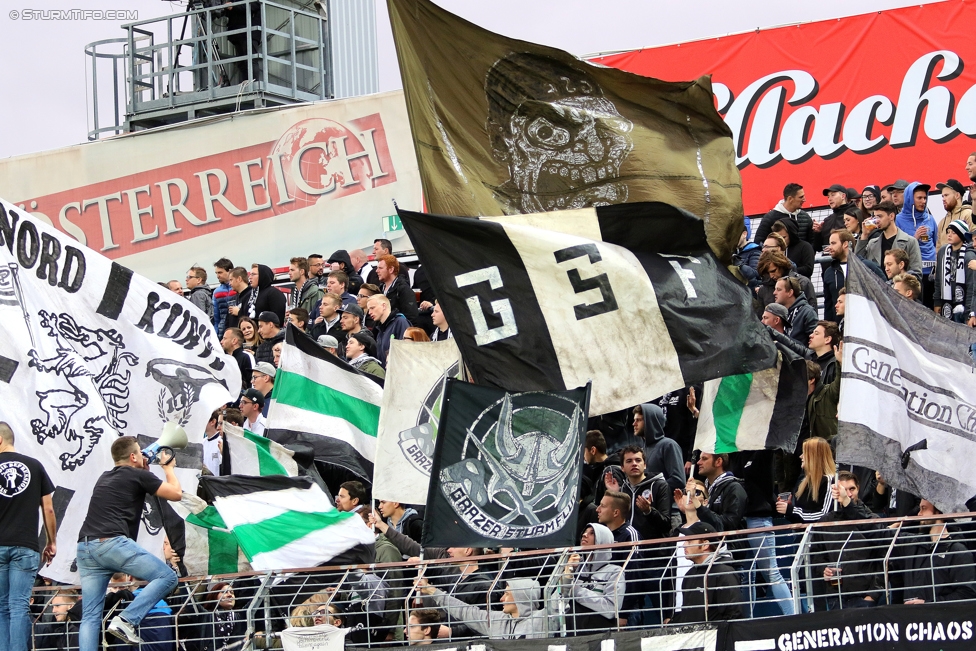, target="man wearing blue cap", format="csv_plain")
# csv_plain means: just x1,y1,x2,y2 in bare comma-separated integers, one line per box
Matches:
934,219,976,326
